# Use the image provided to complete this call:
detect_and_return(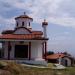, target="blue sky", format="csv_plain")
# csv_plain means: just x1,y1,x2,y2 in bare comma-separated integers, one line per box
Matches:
0,0,75,56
